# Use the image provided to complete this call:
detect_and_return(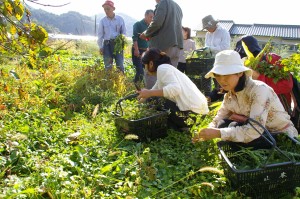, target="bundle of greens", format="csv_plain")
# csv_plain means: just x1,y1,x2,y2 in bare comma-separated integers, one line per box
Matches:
242,39,295,83
230,134,300,170
113,34,128,55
